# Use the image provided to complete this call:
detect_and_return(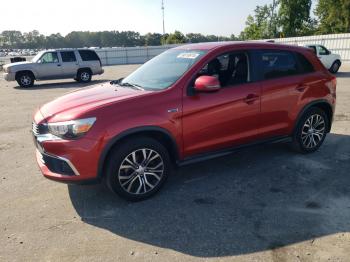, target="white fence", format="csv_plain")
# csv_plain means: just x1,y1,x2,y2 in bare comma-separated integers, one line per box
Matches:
95,45,178,66
95,33,350,66
1,33,349,67
271,33,350,61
